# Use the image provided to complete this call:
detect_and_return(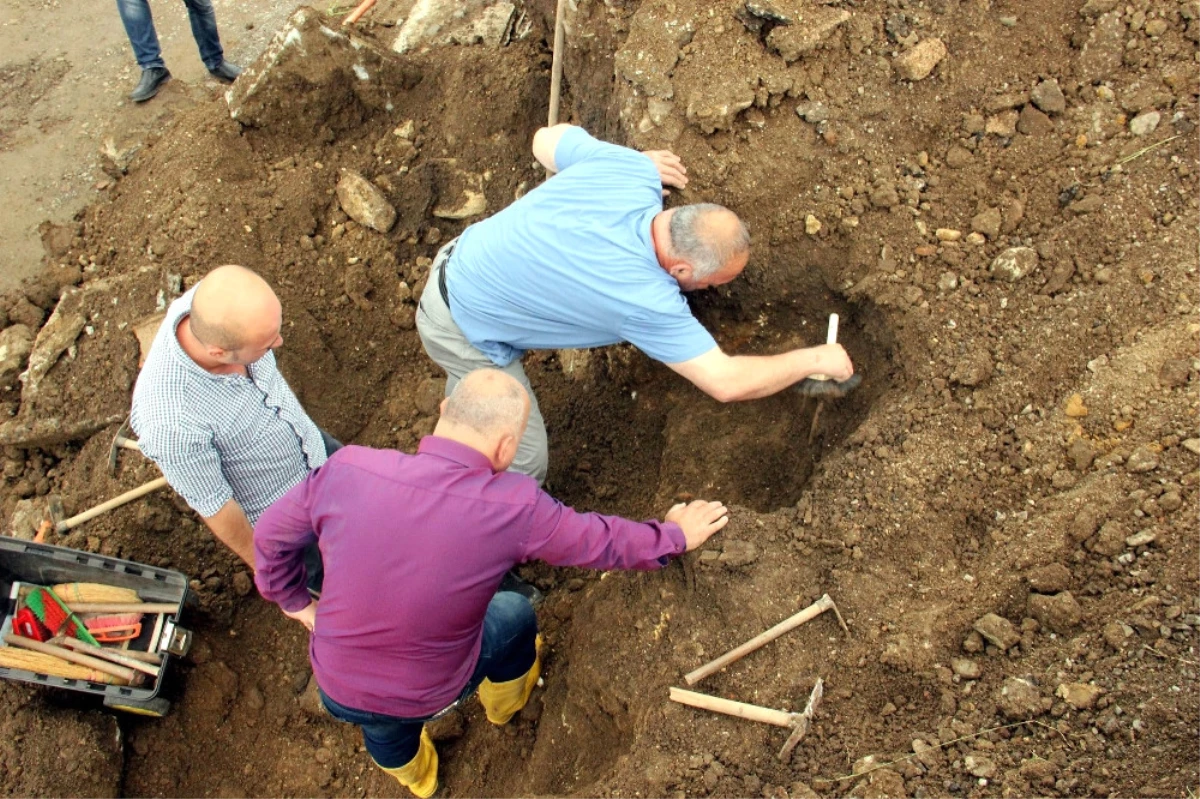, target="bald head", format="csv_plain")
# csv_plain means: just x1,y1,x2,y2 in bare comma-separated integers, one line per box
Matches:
441,369,530,440
667,204,750,280
190,266,282,355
